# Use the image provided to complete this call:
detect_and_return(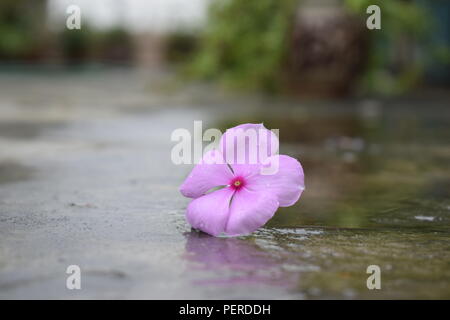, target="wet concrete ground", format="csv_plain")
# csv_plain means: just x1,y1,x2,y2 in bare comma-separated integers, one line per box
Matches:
0,68,449,299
